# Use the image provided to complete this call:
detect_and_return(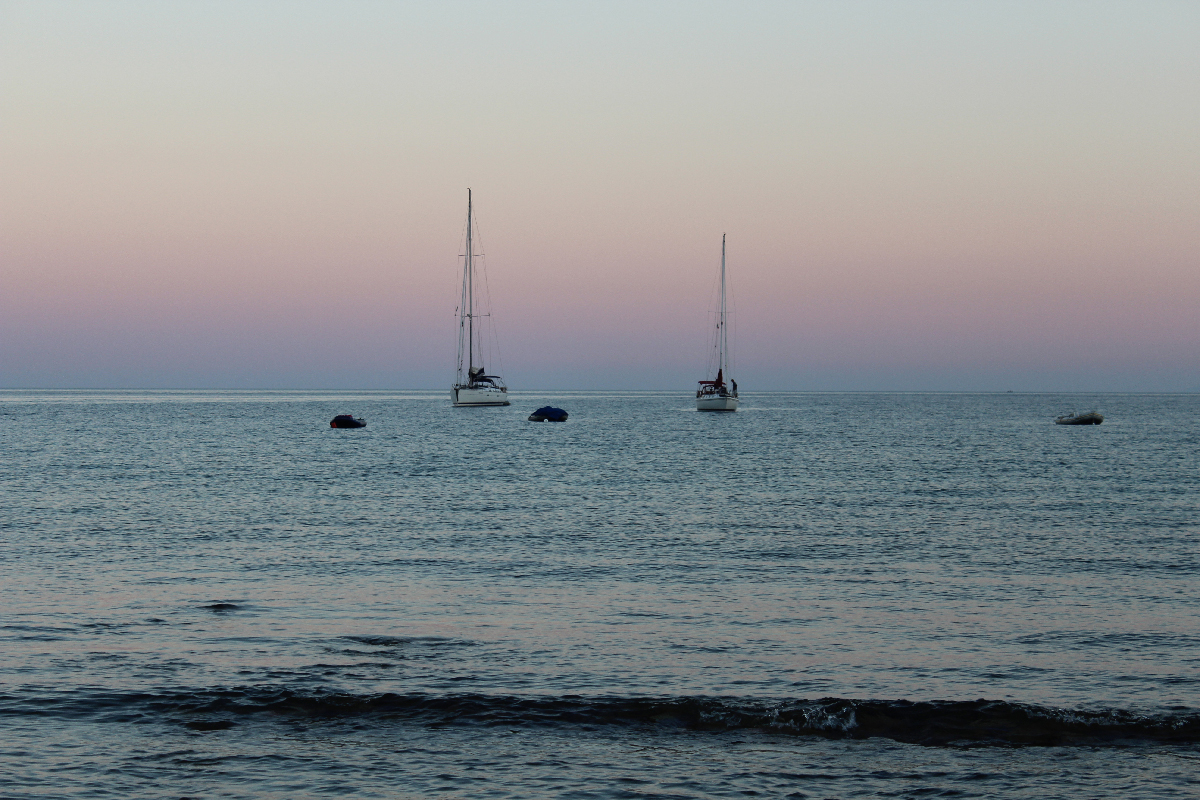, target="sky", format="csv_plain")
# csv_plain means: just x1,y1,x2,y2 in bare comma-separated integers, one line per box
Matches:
2,0,1198,391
